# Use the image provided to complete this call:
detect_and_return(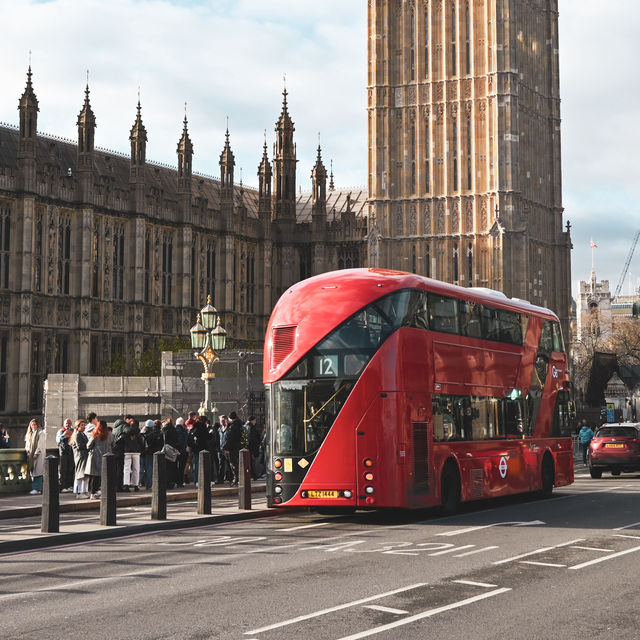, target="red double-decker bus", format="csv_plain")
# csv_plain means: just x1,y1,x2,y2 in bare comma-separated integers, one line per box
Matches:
263,268,573,513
